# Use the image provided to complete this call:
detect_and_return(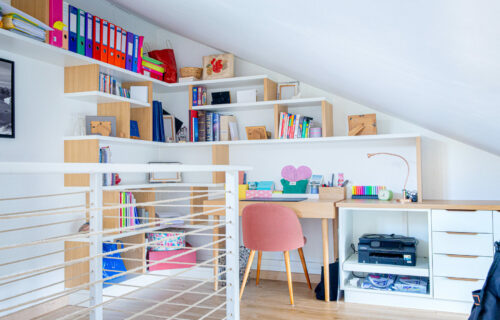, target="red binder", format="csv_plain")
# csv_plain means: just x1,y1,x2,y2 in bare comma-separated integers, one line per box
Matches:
100,19,109,63
120,29,127,68
115,26,122,67
107,23,116,66
92,16,101,61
